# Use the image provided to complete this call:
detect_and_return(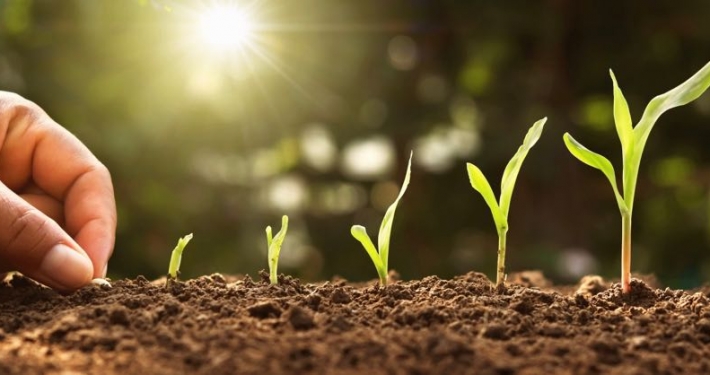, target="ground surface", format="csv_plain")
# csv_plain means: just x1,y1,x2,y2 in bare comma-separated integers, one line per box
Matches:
1,271,710,375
